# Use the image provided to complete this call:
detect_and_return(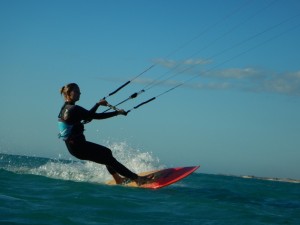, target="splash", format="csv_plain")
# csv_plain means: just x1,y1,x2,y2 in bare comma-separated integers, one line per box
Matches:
105,141,164,173
0,141,164,184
